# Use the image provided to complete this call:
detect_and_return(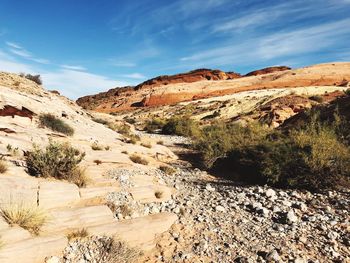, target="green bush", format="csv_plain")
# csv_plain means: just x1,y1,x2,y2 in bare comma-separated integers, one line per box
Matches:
25,141,87,187
144,118,166,133
20,73,42,85
194,122,270,168
162,116,200,137
207,119,350,190
39,113,74,136
92,118,109,125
